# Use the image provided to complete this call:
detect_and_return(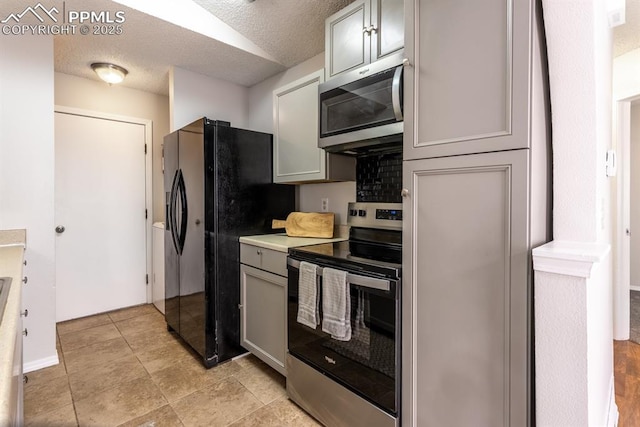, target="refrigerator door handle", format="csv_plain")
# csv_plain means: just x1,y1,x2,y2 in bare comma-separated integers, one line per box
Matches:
177,169,188,253
169,169,181,254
